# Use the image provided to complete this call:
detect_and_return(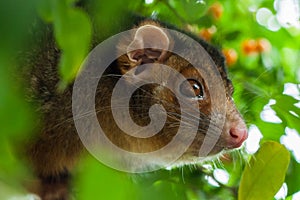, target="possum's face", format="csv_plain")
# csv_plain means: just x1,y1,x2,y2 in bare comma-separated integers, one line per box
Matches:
104,21,247,166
